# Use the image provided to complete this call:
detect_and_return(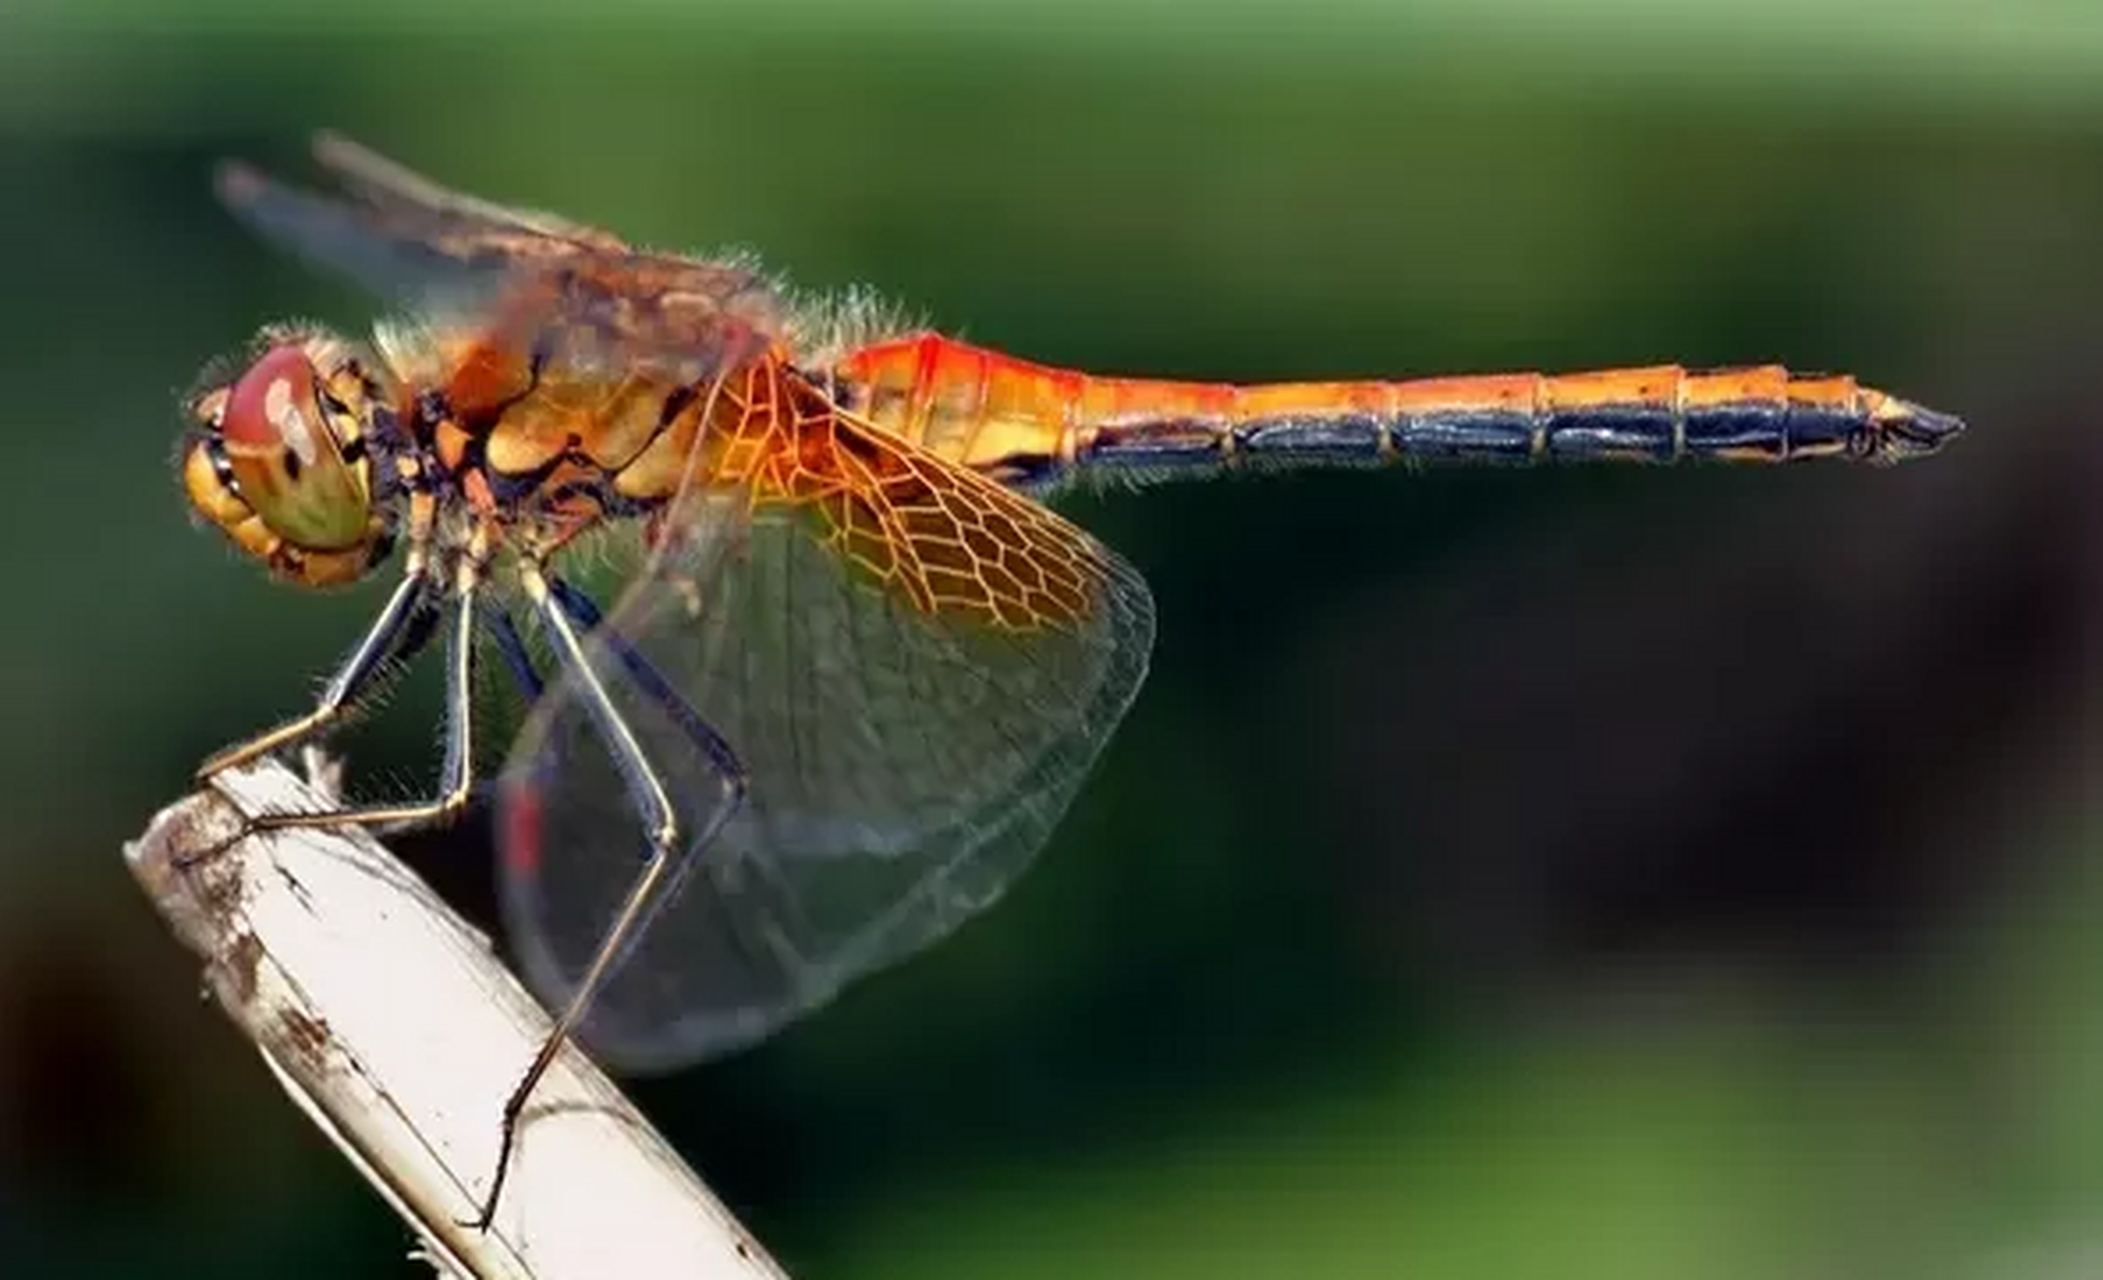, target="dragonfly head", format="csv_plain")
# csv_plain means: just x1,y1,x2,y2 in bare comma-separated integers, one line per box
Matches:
182,329,395,587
